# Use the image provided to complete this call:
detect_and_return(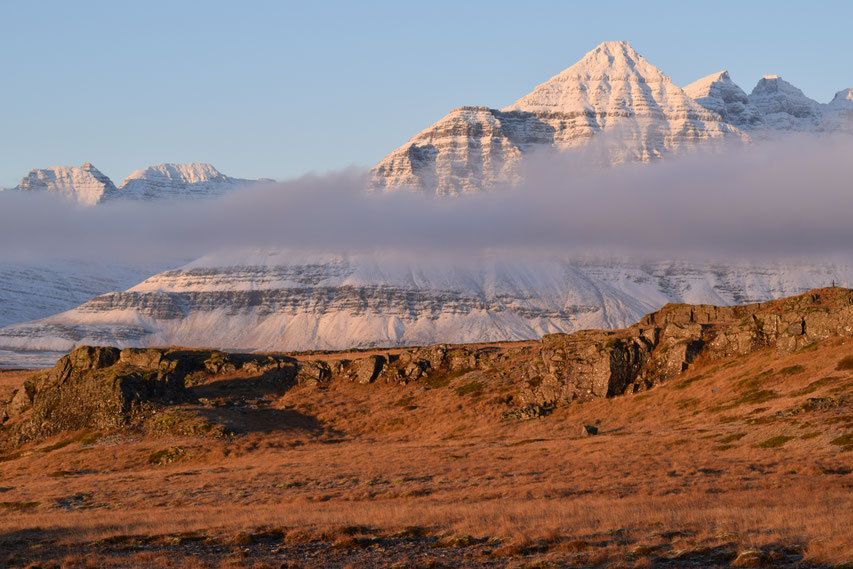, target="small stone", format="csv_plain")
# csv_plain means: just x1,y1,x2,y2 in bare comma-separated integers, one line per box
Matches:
581,425,598,436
